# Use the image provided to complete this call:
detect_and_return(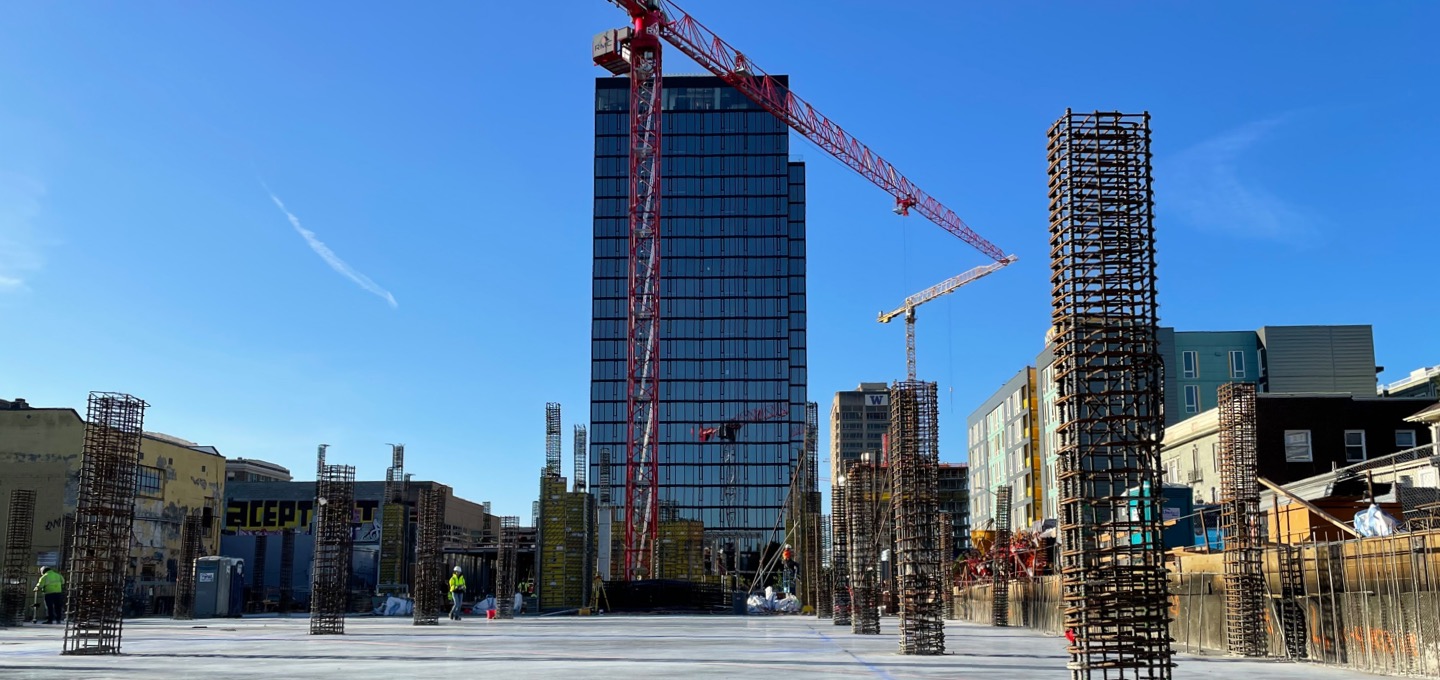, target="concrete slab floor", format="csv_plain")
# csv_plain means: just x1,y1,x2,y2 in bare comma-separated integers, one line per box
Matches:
0,616,1385,680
